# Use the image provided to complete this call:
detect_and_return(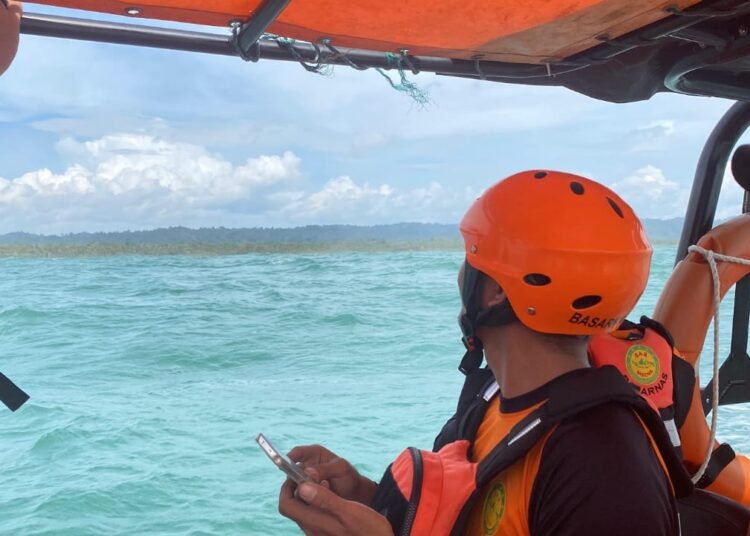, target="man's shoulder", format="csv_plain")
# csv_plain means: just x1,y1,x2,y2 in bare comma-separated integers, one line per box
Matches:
554,401,653,442
528,402,679,535
542,400,664,469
